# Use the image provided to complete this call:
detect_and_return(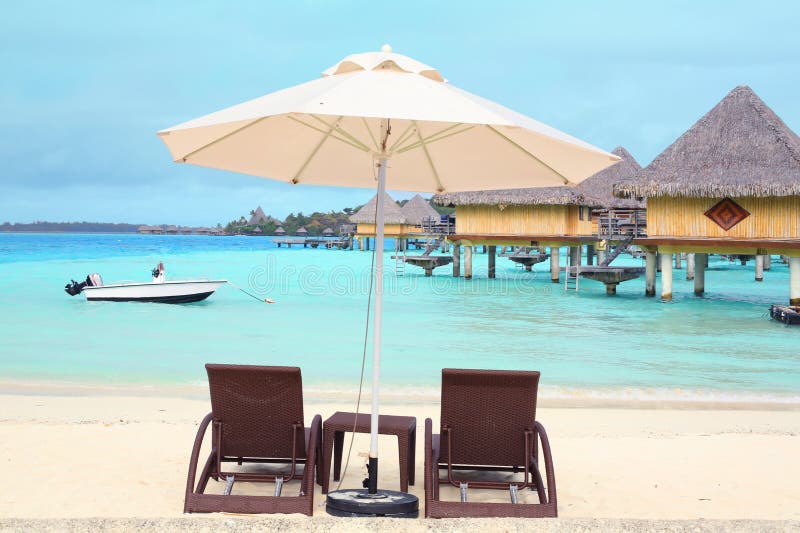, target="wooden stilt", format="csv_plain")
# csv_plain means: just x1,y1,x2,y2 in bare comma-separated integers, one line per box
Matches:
596,249,606,266
645,251,656,297
755,255,764,282
488,245,496,279
694,253,707,295
586,244,595,266
569,246,580,267
674,253,683,270
452,244,461,277
686,253,695,281
550,247,560,283
789,256,800,305
764,254,771,270
656,252,662,272
464,246,473,280
661,253,673,300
